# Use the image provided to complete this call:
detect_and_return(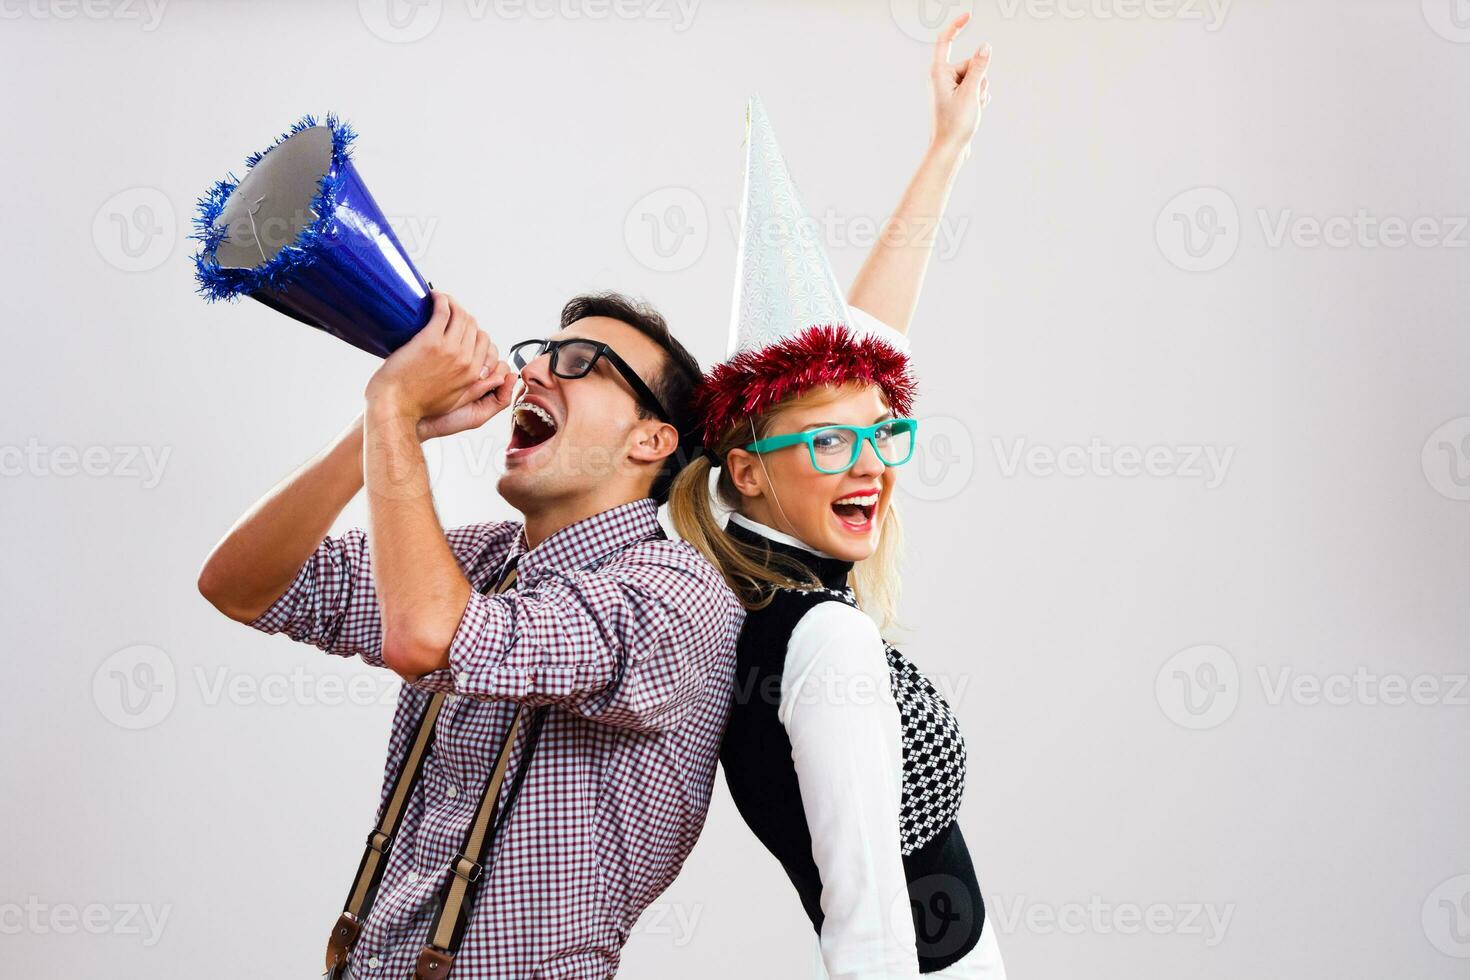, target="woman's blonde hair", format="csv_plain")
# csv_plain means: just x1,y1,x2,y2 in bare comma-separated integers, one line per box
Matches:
668,384,905,628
